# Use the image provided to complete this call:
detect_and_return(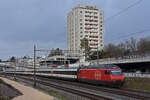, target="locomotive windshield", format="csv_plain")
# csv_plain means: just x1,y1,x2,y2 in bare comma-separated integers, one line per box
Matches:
111,70,122,75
